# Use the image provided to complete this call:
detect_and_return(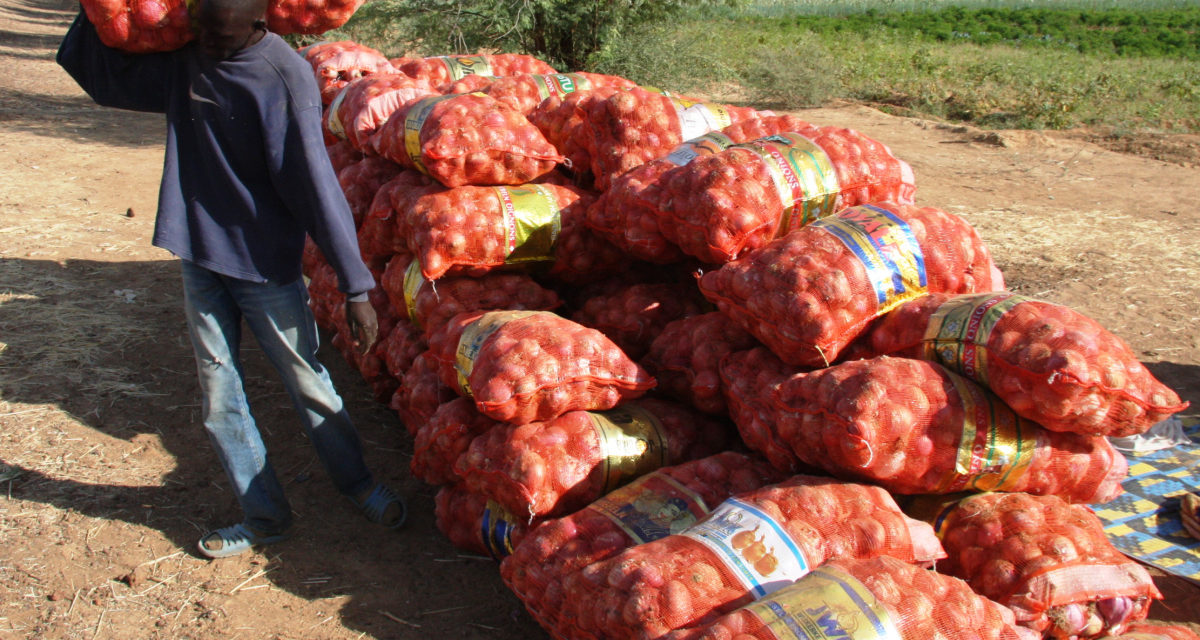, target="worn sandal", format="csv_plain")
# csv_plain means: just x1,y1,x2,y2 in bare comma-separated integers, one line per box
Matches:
355,483,407,530
197,523,290,559
1182,493,1200,541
